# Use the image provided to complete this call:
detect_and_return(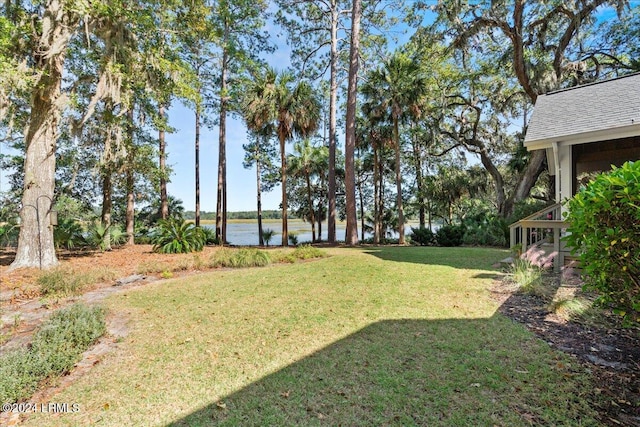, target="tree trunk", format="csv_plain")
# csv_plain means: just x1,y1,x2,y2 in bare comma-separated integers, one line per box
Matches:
101,172,112,251
373,144,380,244
195,108,201,227
125,109,135,245
327,0,338,243
216,46,228,243
257,157,264,246
344,0,362,245
503,149,546,217
305,168,316,242
280,133,289,246
412,127,425,228
159,105,168,220
393,117,405,244
11,28,70,269
358,178,365,242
